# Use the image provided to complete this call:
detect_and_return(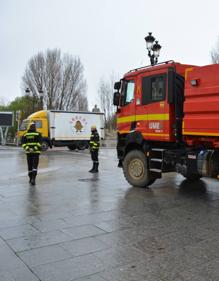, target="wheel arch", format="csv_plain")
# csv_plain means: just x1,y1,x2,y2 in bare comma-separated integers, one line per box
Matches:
123,131,150,158
125,142,143,156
